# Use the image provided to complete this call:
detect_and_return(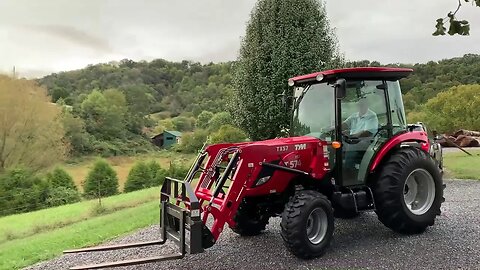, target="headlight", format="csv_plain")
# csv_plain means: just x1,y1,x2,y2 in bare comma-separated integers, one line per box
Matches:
254,176,271,187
